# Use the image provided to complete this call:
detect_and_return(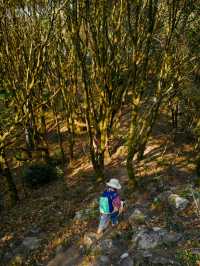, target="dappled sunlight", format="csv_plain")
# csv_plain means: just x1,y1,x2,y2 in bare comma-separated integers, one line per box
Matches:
68,162,92,179
0,234,14,247
0,0,199,264
2,108,198,265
